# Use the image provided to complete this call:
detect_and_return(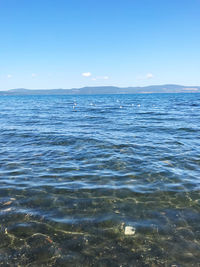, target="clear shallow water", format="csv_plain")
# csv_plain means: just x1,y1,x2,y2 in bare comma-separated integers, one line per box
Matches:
0,93,200,266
